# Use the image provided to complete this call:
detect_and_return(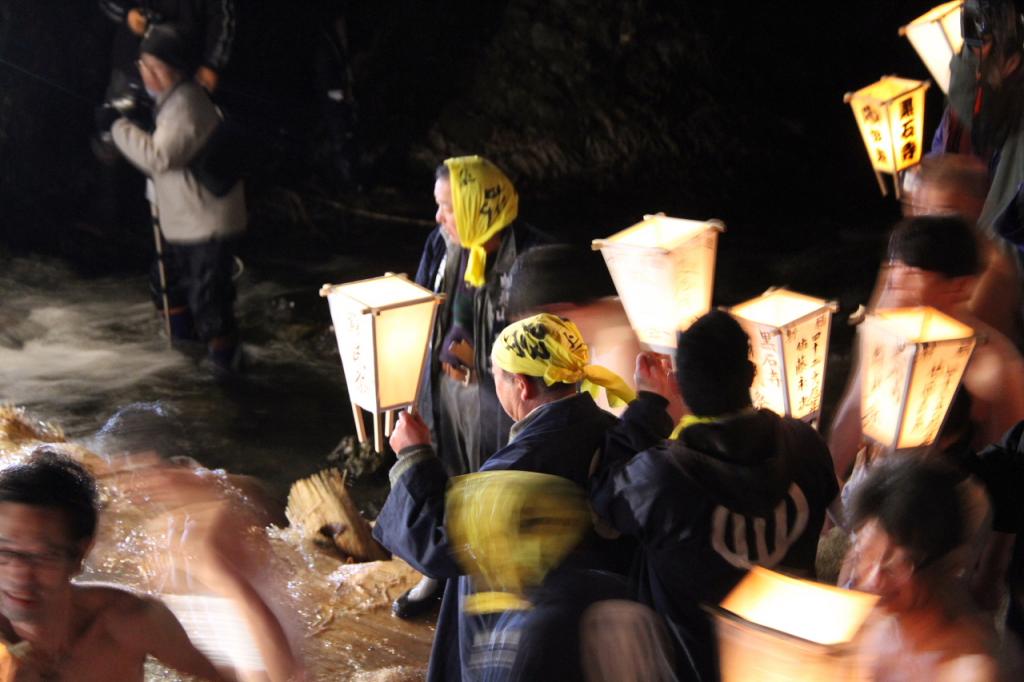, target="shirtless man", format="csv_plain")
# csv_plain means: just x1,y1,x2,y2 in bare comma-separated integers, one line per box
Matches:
902,154,1021,344
830,215,1024,479
0,449,228,681
848,456,1015,682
